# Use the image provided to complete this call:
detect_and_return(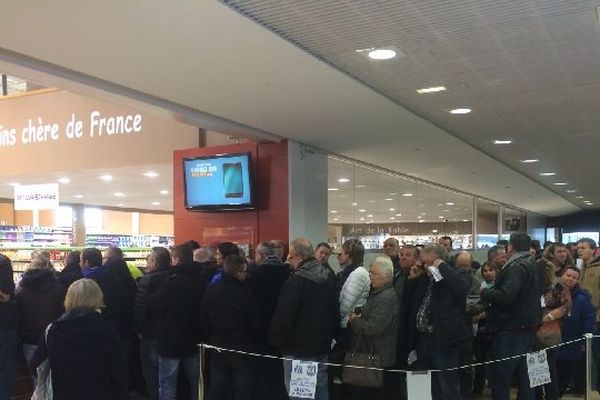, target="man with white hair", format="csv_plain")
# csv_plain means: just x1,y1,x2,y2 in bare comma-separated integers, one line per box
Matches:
347,256,399,398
